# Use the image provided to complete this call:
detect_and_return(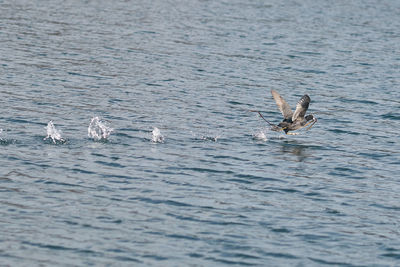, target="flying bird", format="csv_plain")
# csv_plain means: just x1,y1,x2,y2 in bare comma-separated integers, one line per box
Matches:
253,90,317,135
